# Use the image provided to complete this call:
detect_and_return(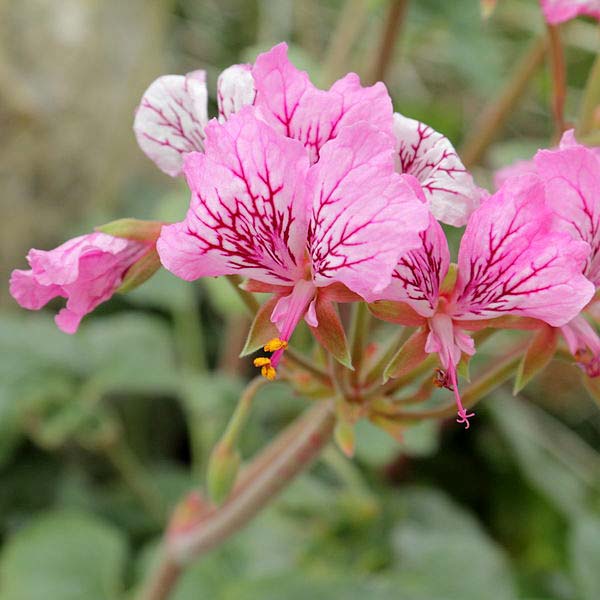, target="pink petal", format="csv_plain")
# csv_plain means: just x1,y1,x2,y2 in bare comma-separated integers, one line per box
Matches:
133,71,208,177
306,123,430,302
157,108,310,286
534,136,600,285
493,158,536,191
453,174,595,327
252,43,393,163
377,212,450,318
217,64,256,121
540,0,600,23
393,113,481,226
10,233,150,333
